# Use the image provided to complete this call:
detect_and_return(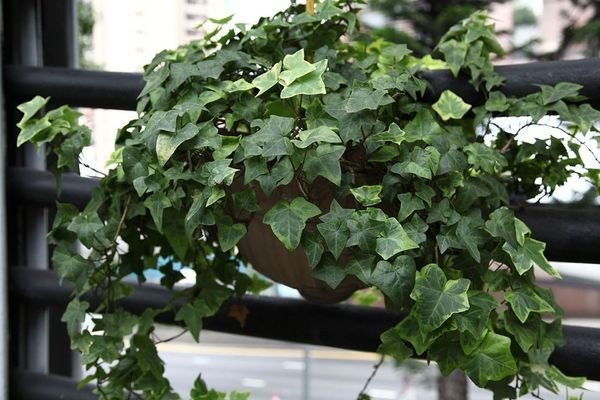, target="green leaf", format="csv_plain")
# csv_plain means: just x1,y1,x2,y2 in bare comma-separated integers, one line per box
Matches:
16,117,51,147
502,238,560,278
144,192,171,233
537,82,583,105
410,264,470,331
232,189,260,213
369,256,416,307
67,212,104,248
391,146,440,180
376,218,419,260
378,327,413,363
394,313,449,355
504,286,554,323
461,332,517,387
438,40,468,77
280,59,327,99
175,299,215,342
345,87,393,113
132,335,164,379
454,291,498,337
464,143,507,174
303,144,345,185
485,207,517,247
397,193,425,221
404,108,440,144
302,232,324,268
317,219,349,260
485,91,510,112
292,126,341,148
350,185,382,207
279,49,316,85
217,217,247,252
456,219,486,262
156,123,199,166
61,299,89,336
16,95,49,128
503,310,539,353
253,62,282,96
432,90,472,121
311,254,346,289
263,197,321,251
243,115,294,158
